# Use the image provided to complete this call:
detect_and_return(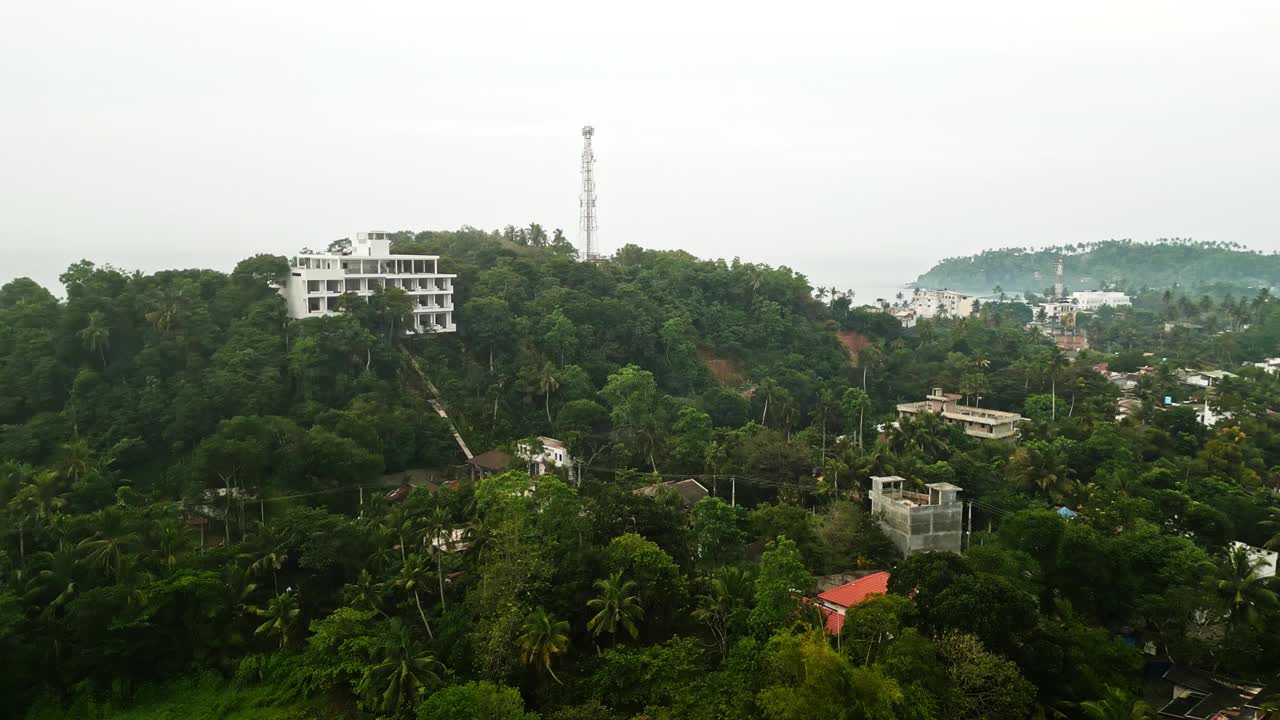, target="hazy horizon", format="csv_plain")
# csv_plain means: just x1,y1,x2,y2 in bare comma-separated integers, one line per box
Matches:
4,1,1279,296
